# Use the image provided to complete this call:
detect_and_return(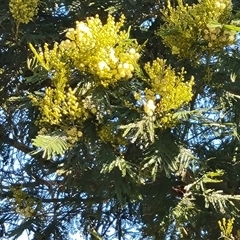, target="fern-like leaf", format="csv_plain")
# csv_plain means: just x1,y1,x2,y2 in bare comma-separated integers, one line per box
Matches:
204,190,240,215
32,134,68,159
